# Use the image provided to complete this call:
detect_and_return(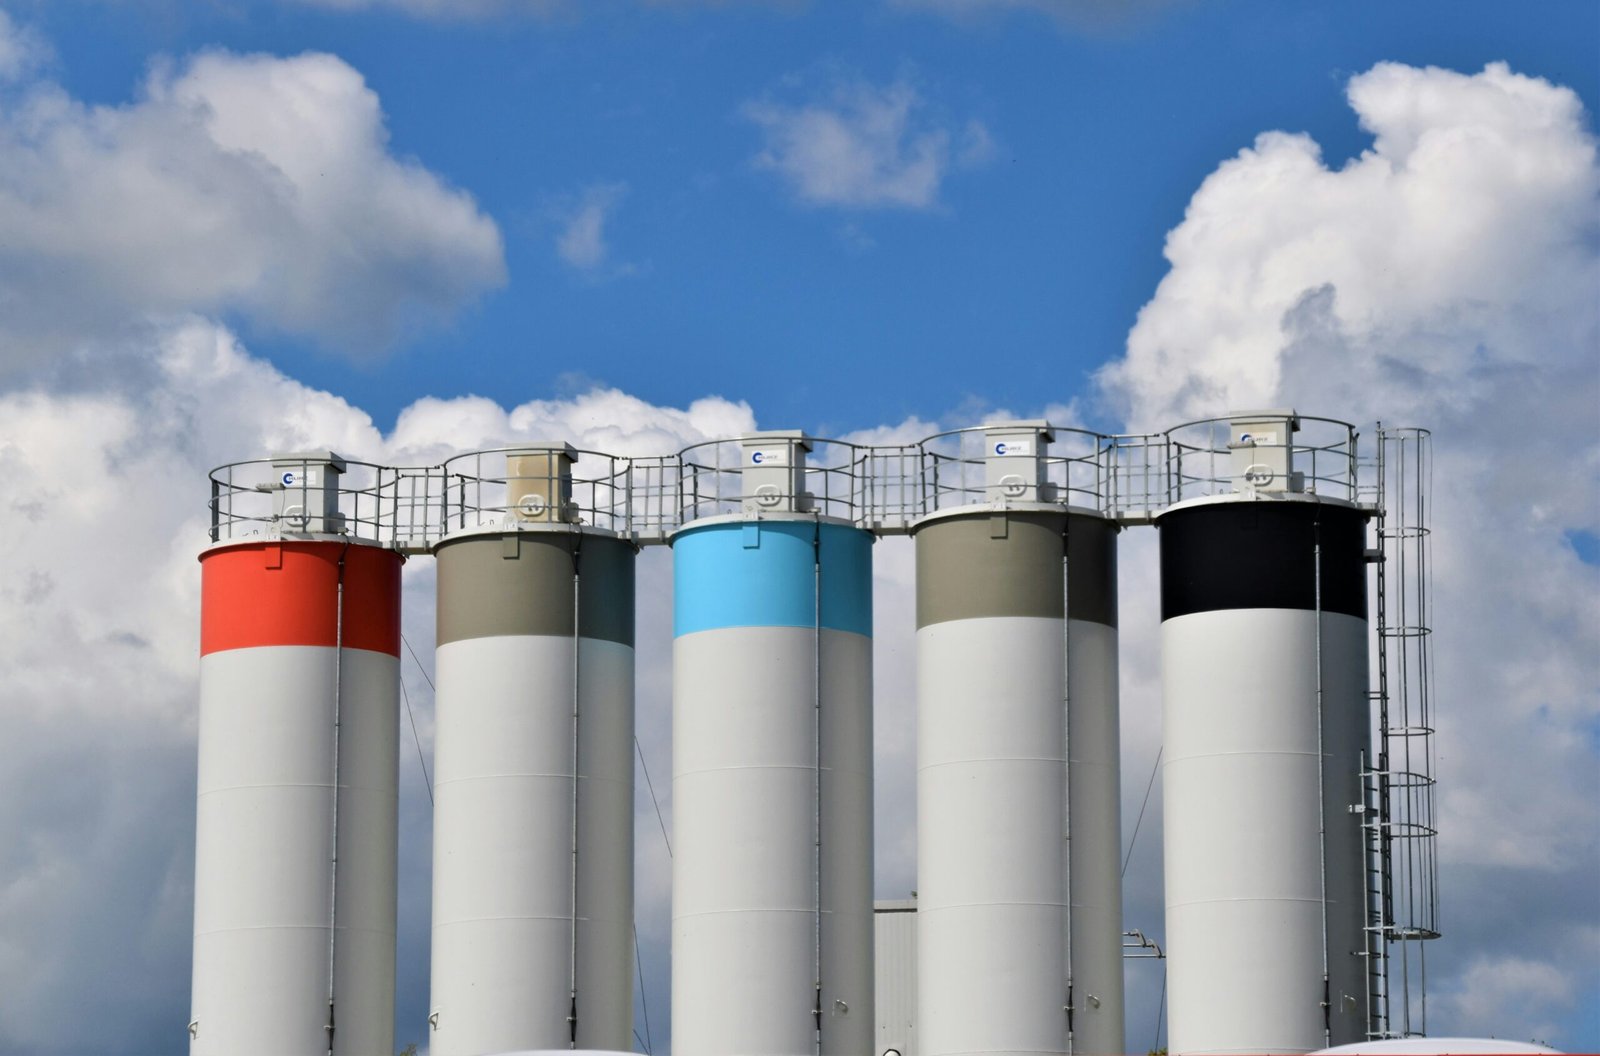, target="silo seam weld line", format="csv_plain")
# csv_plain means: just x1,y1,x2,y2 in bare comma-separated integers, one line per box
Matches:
1165,895,1328,908
673,763,826,776
916,756,1065,771
195,924,394,935
671,907,820,920
199,783,388,794
431,773,621,786
1163,749,1324,761
435,914,603,925
914,900,1069,912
